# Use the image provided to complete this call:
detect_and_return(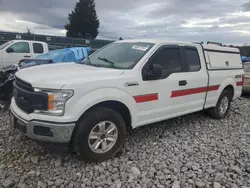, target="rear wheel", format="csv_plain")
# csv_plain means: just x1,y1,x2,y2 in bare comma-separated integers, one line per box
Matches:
74,107,126,162
207,89,232,119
